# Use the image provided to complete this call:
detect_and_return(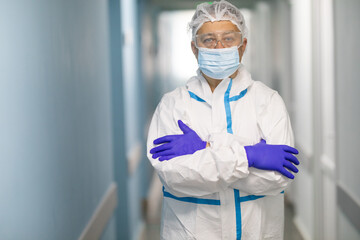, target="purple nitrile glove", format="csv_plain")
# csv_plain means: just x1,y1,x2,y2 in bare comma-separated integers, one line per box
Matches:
244,139,300,179
150,120,207,161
